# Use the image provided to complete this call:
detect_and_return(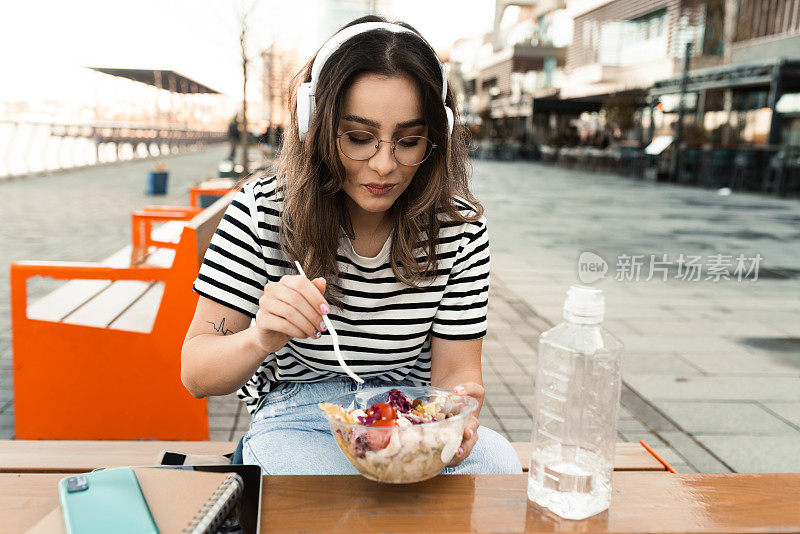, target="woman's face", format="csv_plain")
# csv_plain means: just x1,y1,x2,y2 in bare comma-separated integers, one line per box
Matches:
337,73,427,217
